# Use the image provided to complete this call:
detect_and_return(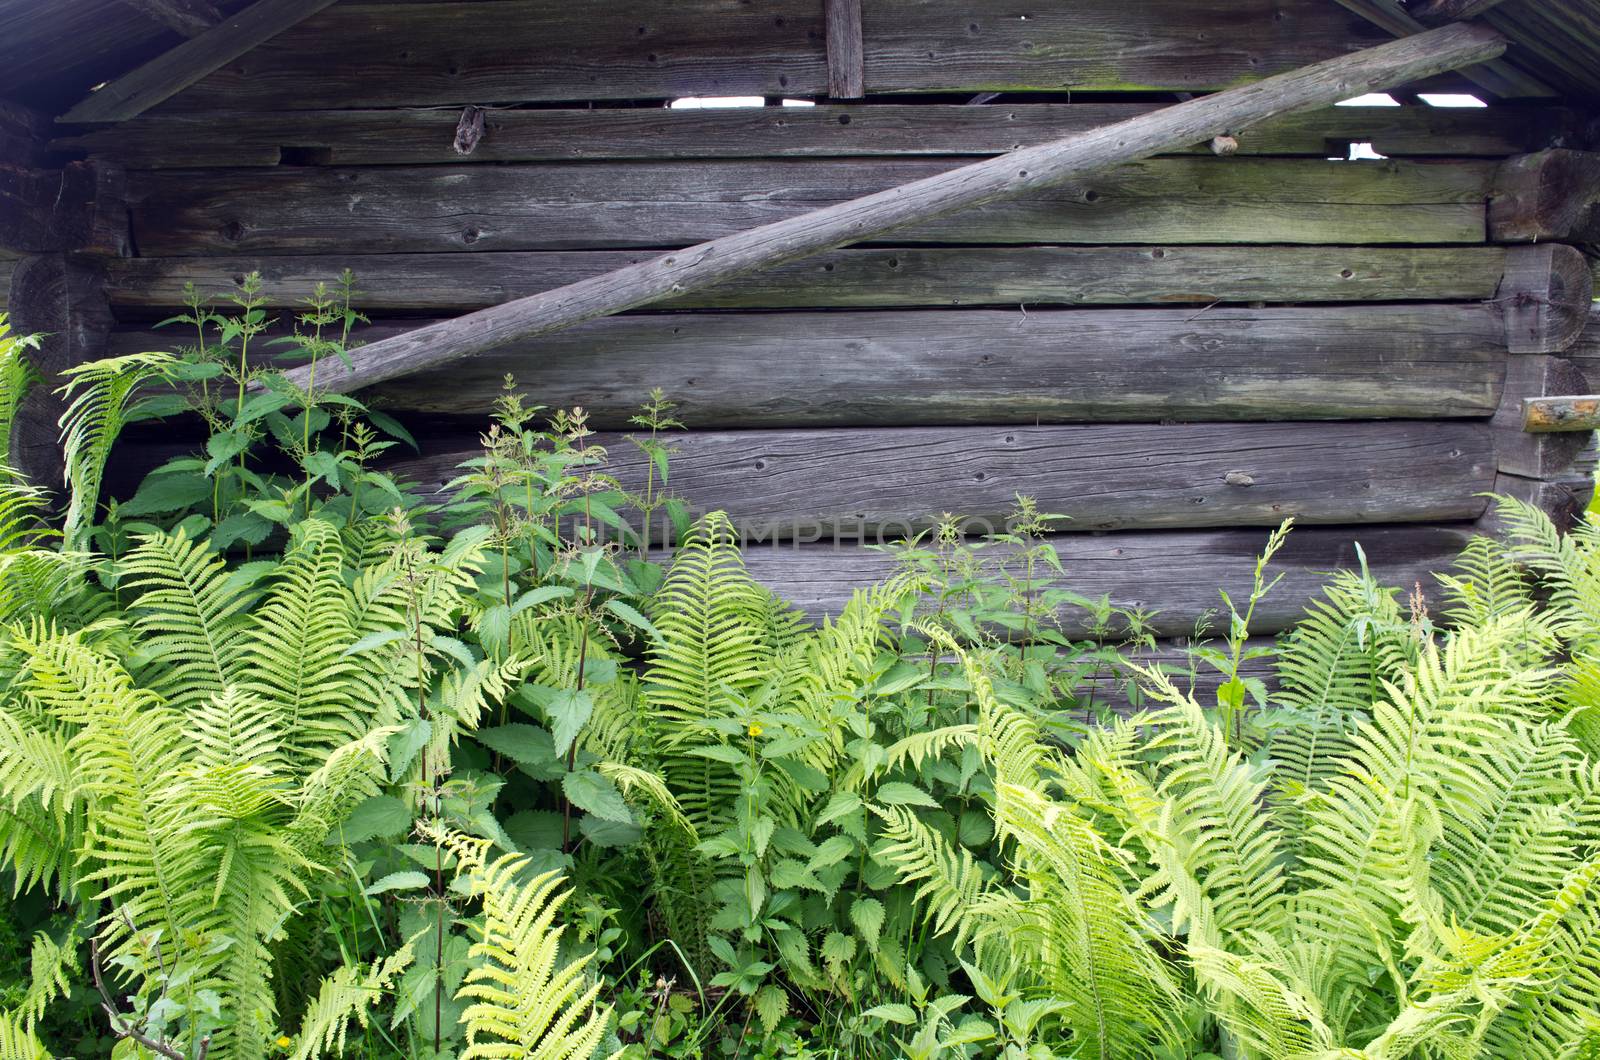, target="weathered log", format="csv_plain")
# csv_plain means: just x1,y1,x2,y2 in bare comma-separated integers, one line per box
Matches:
112,304,1507,428
1491,356,1589,477
663,523,1474,634
387,421,1495,540
102,246,1515,314
0,162,118,257
59,0,343,122
1523,395,1600,433
57,103,1589,168
824,0,864,99
1495,243,1594,354
5,256,113,493
155,0,1392,112
0,102,52,170
239,23,1509,395
1489,149,1600,243
127,156,1496,258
